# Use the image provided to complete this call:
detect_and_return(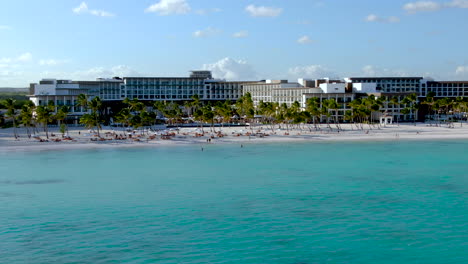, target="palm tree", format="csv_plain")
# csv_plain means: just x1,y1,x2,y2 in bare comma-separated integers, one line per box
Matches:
323,98,341,130
2,98,18,139
115,108,132,131
55,105,70,136
77,94,89,113
453,96,466,127
20,101,35,138
35,102,55,139
389,96,400,126
236,93,255,129
88,97,103,136
289,101,302,130
401,93,418,125
80,112,101,133
422,92,436,123
257,101,277,132
214,101,232,130
320,99,334,130
306,97,322,130
437,97,453,127
201,104,215,132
